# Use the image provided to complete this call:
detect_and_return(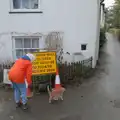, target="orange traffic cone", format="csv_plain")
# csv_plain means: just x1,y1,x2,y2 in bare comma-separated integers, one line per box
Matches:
55,68,62,89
